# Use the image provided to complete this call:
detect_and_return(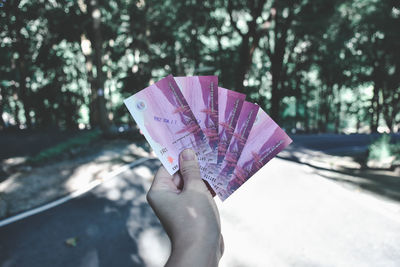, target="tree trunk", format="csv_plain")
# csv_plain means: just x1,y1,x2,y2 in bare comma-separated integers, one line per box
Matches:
334,87,341,134
370,81,381,133
13,92,21,127
0,87,5,129
303,87,310,133
382,80,399,133
370,61,384,133
269,7,293,122
13,0,32,129
234,35,250,91
356,114,361,133
87,0,110,132
234,28,263,92
323,86,332,133
294,75,301,130
317,86,325,133
16,61,32,129
83,54,100,128
270,71,281,122
228,0,267,92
